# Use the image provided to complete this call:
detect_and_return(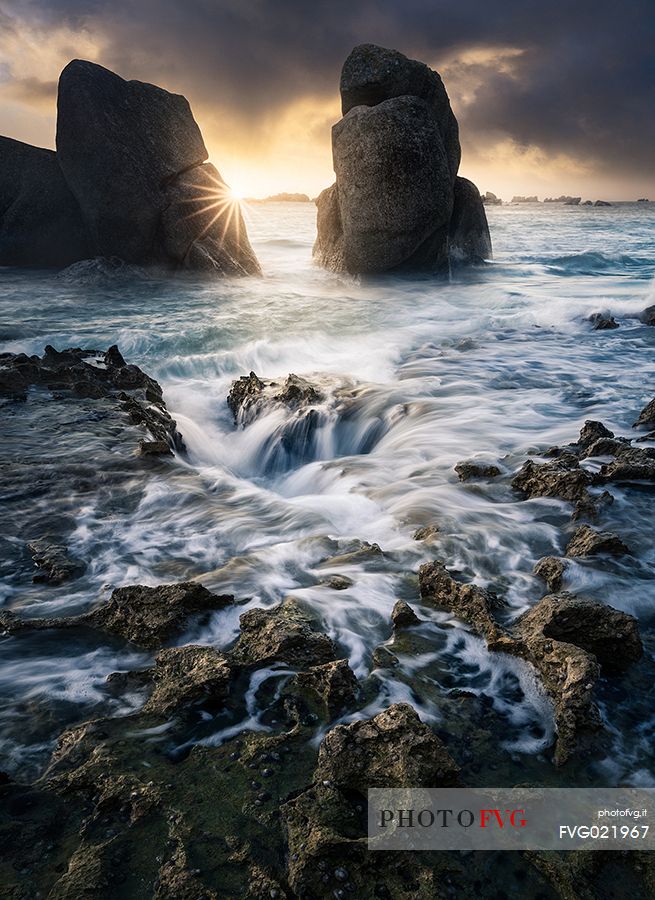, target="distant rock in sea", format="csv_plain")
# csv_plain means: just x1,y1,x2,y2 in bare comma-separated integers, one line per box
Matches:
544,195,581,204
637,198,649,202
313,44,491,274
253,192,311,203
482,191,502,205
594,199,612,206
511,195,539,203
0,60,259,275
